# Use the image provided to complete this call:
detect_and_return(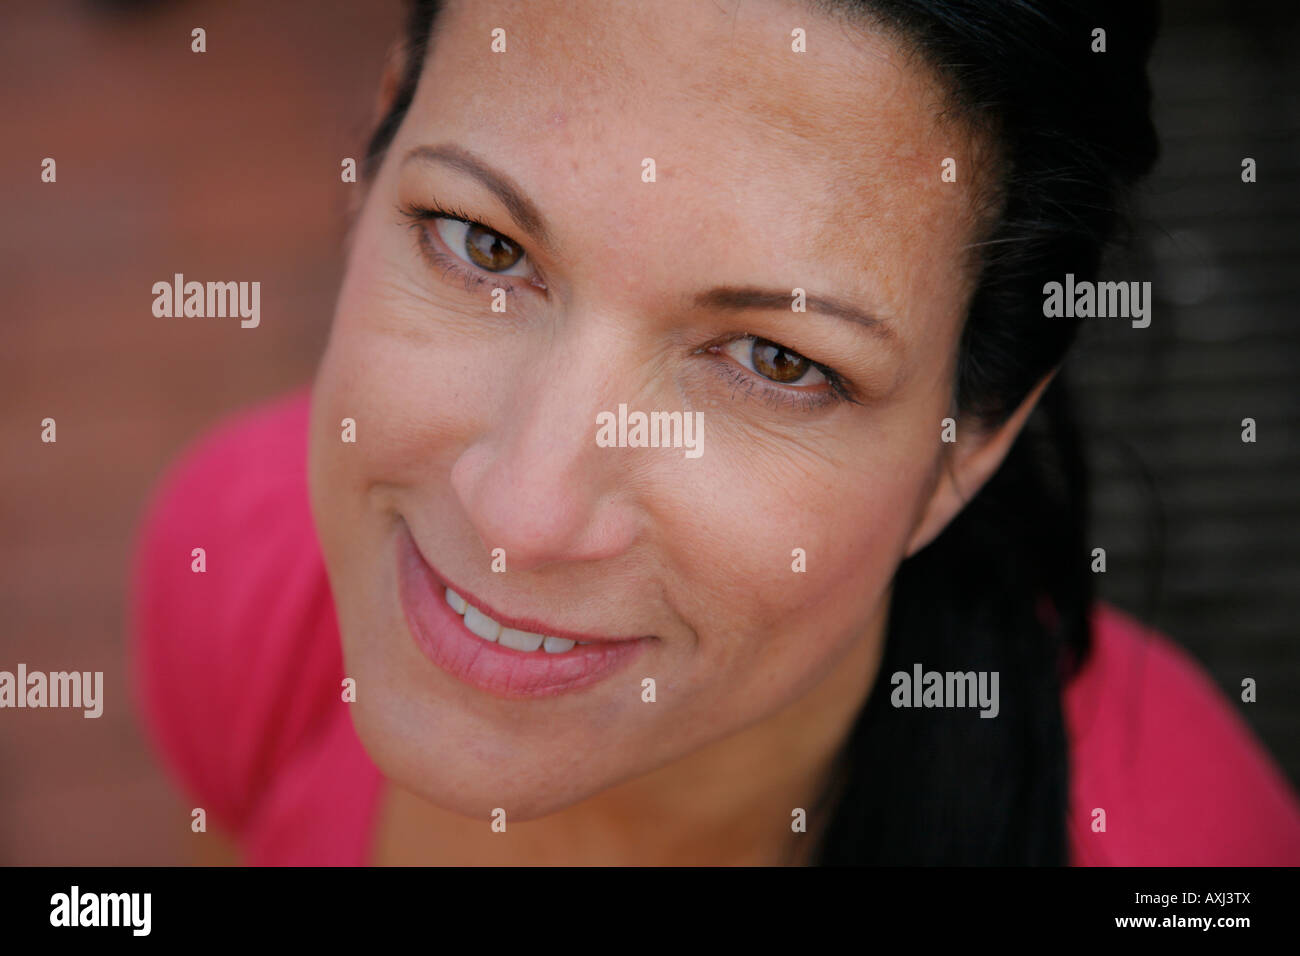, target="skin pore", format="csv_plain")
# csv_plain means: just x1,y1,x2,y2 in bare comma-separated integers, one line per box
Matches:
306,0,1047,865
